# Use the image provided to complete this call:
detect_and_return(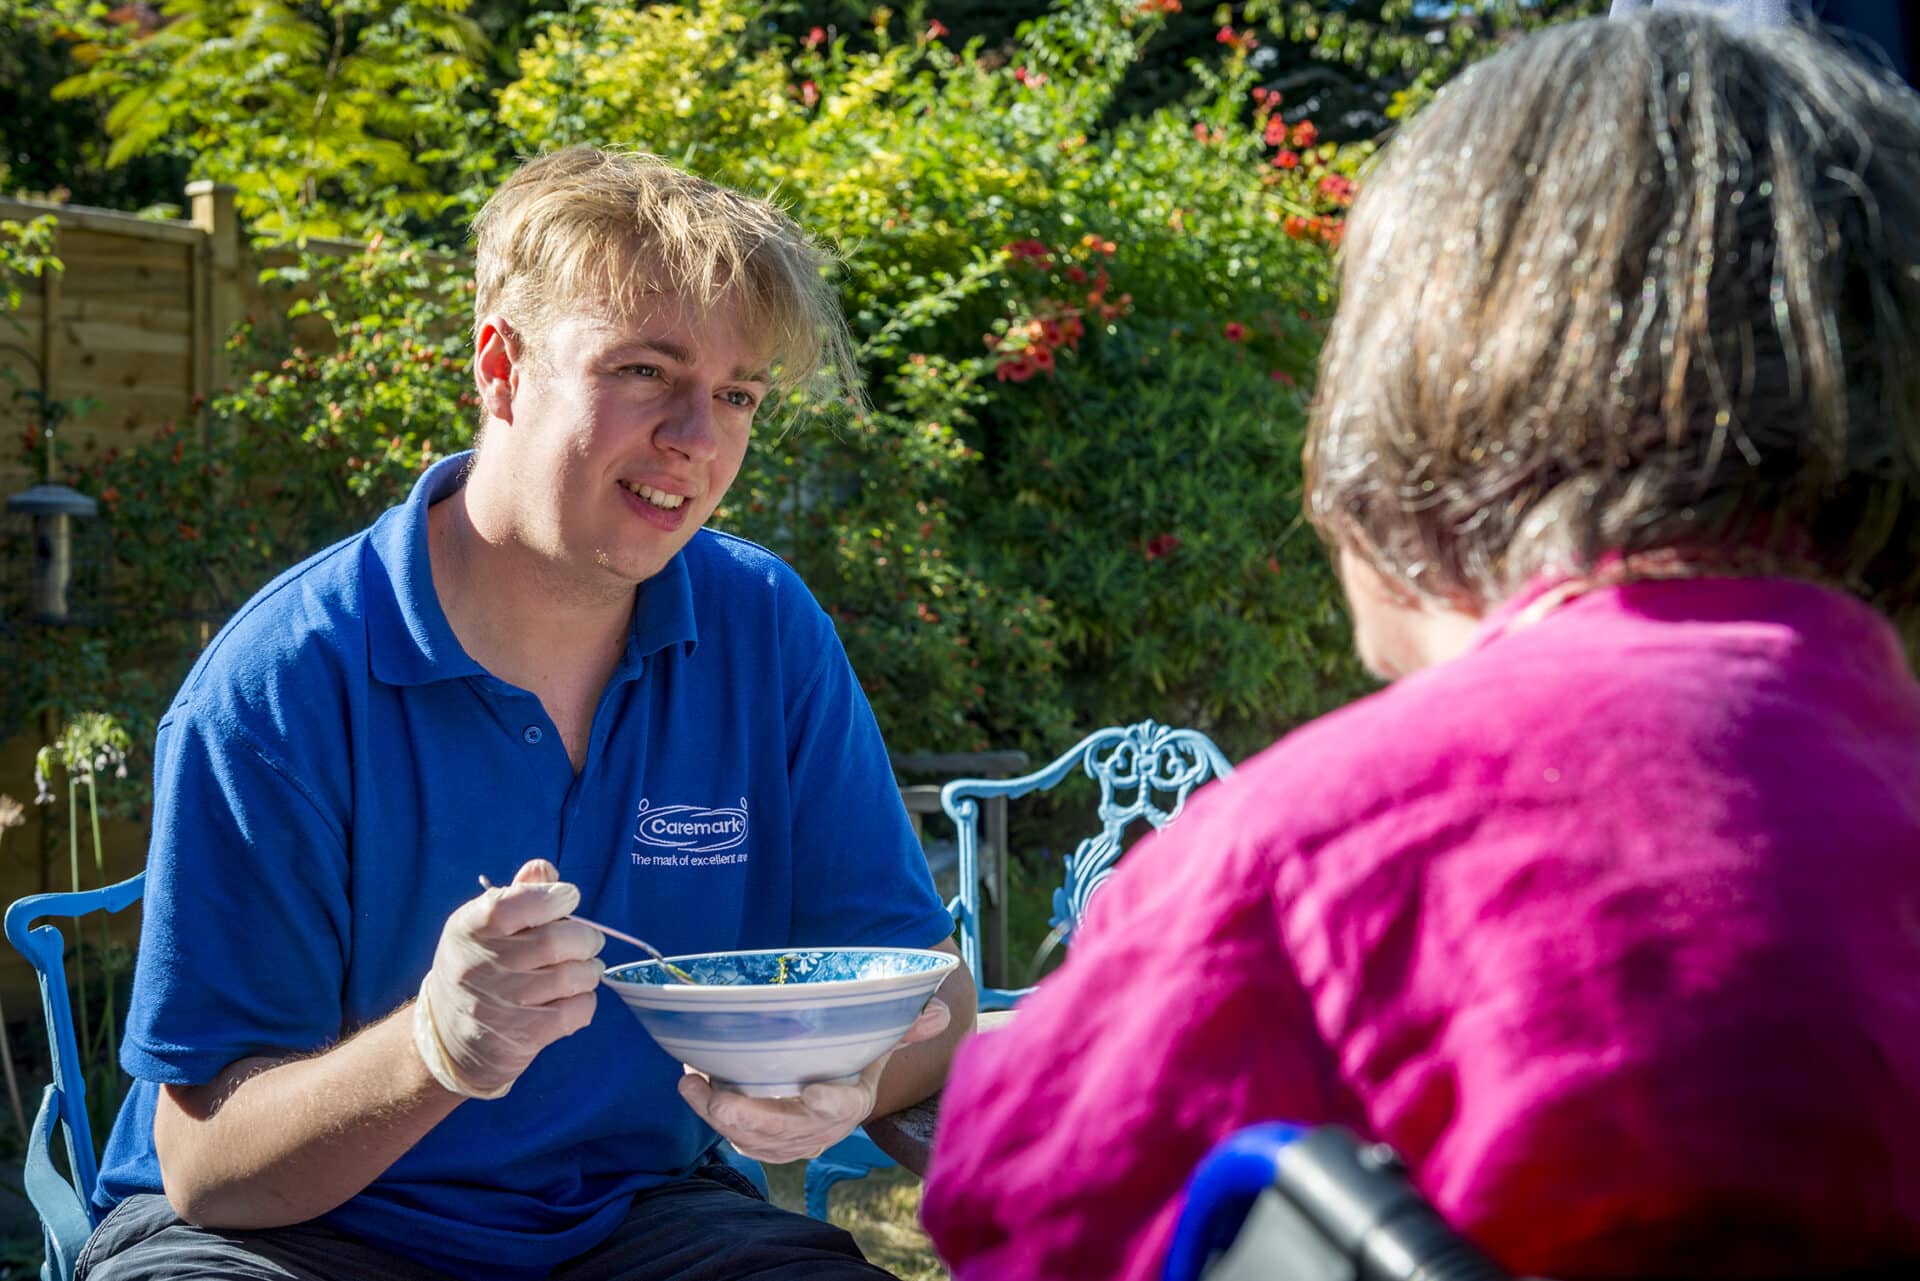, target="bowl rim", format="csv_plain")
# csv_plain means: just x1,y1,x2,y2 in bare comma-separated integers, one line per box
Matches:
602,945,959,996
